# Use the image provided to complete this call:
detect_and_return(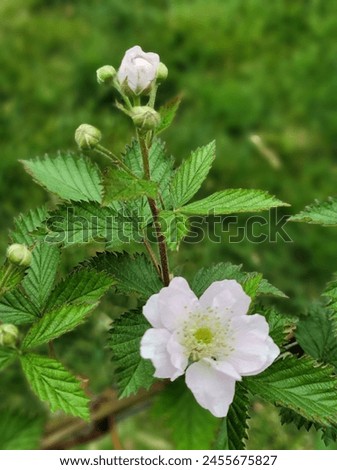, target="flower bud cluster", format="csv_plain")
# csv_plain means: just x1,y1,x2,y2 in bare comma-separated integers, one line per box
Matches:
75,46,168,149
